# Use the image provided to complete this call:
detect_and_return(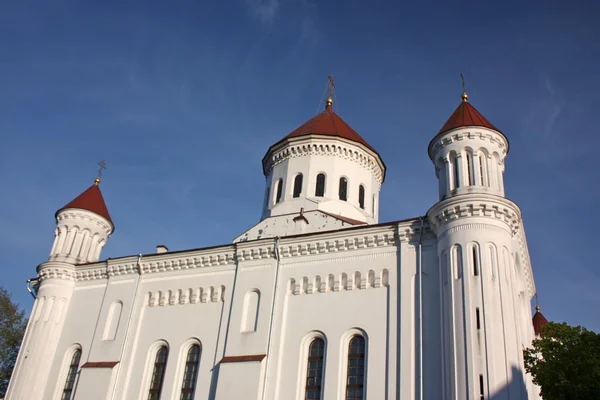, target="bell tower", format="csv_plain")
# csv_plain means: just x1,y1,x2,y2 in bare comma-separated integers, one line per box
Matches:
6,169,114,399
427,85,540,400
